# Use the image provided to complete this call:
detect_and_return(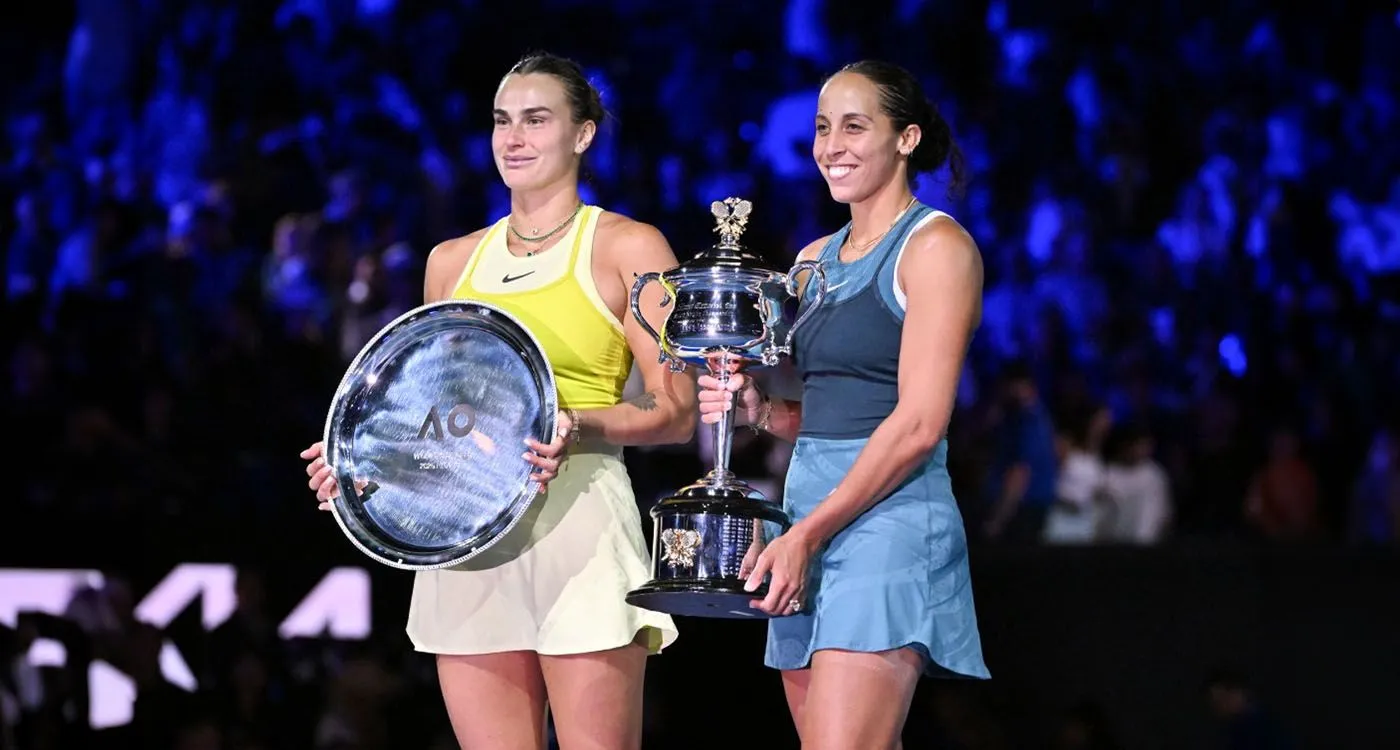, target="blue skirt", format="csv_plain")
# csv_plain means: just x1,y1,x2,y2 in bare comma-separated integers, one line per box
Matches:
766,436,990,679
